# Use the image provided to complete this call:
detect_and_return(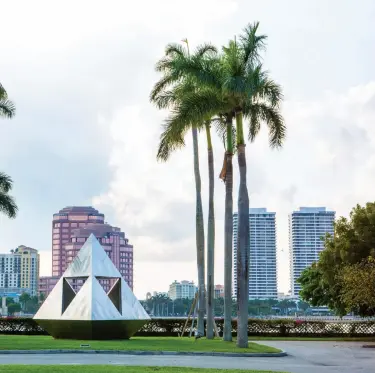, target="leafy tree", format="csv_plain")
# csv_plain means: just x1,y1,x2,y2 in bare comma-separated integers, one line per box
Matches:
339,257,375,316
39,292,46,303
7,302,21,315
26,296,40,314
6,297,15,306
19,292,31,312
0,83,15,119
0,172,18,218
299,202,375,316
297,300,310,311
